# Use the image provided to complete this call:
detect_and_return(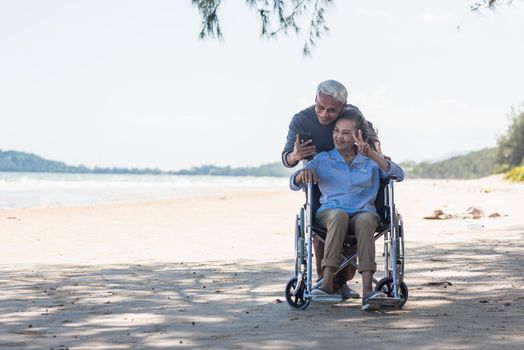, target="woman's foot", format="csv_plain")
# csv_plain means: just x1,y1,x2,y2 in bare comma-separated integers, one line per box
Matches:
336,284,360,299
311,287,333,296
